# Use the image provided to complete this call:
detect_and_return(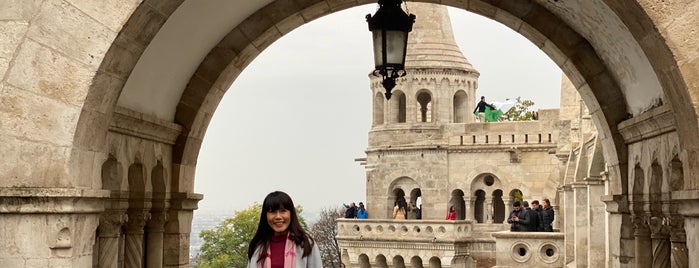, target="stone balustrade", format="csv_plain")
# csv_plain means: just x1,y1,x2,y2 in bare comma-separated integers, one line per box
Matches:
491,231,565,267
336,219,474,242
